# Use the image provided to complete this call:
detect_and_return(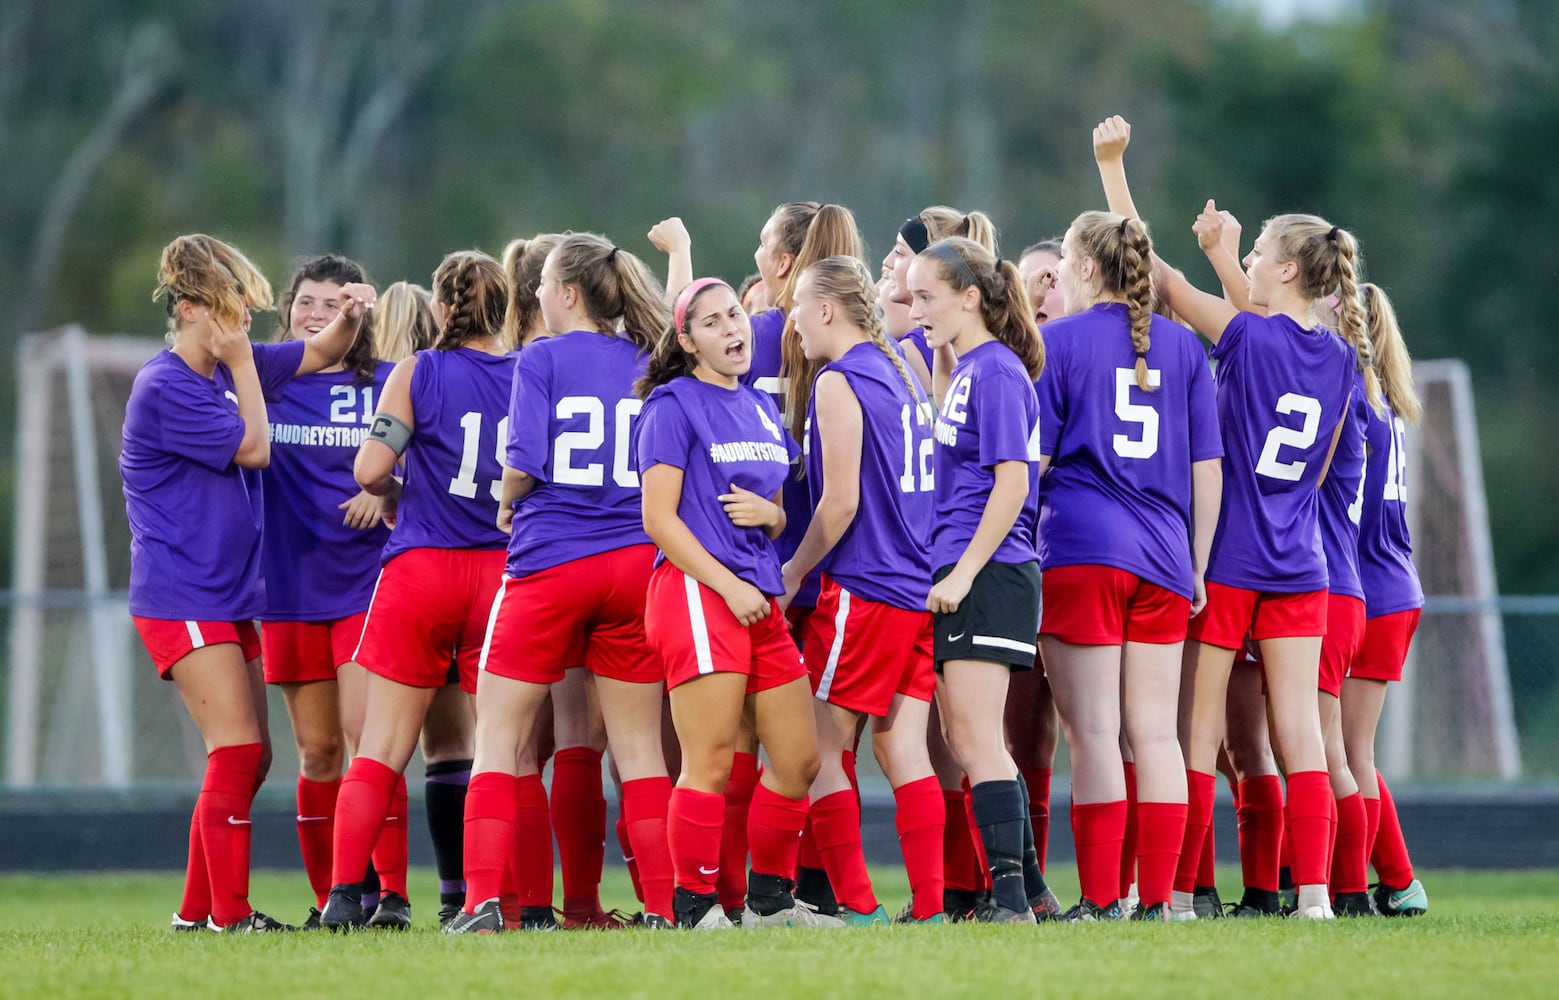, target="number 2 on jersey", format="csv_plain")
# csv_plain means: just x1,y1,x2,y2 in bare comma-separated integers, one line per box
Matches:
899,403,934,492
1255,393,1322,482
448,411,509,501
553,395,643,487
